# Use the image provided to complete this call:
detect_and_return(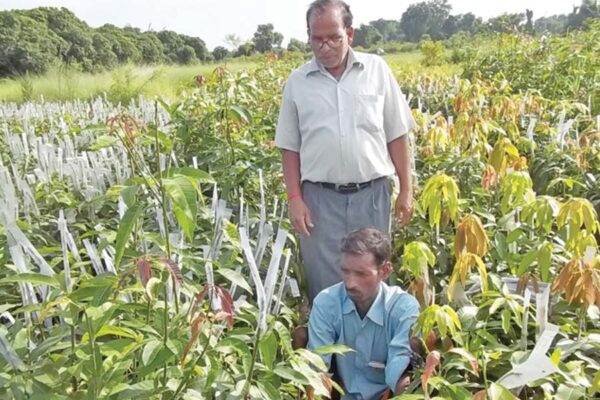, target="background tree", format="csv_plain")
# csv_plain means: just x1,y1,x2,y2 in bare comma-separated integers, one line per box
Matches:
486,13,526,33
252,24,283,53
353,24,383,48
98,24,142,64
21,7,94,68
123,27,165,64
157,30,186,63
535,15,568,34
400,0,452,41
235,42,255,57
567,0,600,29
224,33,243,51
0,11,65,76
525,9,535,34
287,38,309,52
181,35,209,61
212,46,229,61
370,19,403,41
